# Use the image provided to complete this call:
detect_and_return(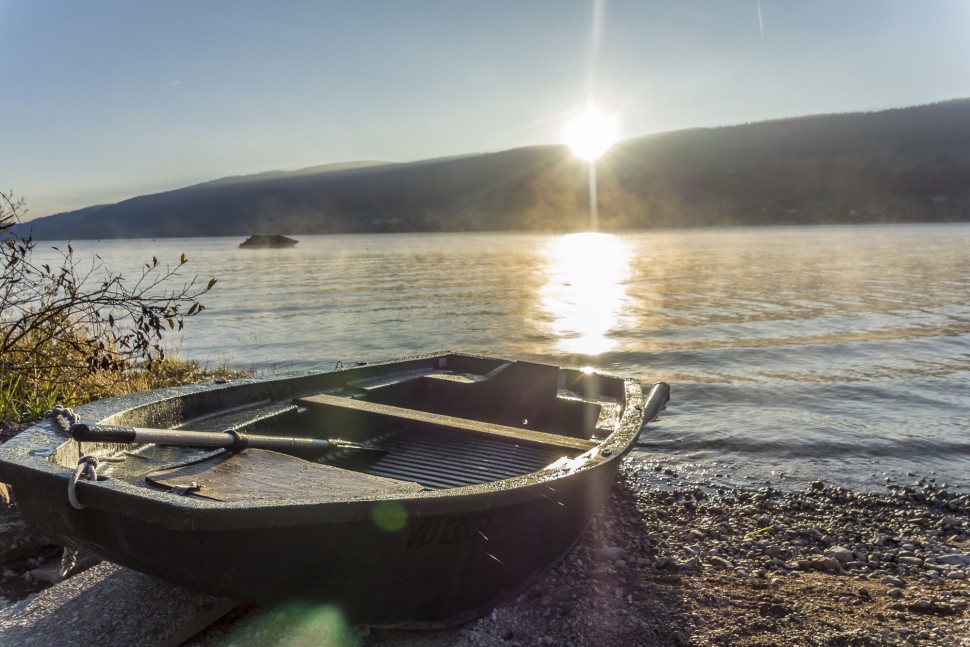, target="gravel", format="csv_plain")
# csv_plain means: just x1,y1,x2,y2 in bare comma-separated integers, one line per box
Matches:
352,466,970,647
3,455,968,646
